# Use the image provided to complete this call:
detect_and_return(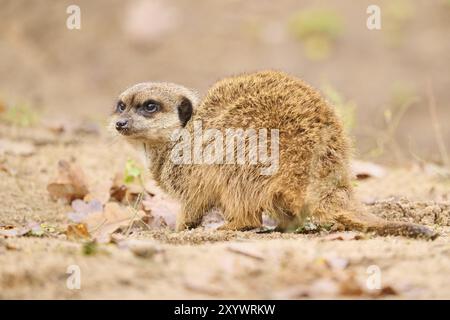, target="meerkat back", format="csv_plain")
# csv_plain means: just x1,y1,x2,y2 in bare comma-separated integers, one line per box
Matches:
180,71,436,238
